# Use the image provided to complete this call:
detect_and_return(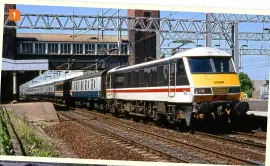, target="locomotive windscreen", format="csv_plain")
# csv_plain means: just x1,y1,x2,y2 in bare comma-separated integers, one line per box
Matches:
187,57,235,73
